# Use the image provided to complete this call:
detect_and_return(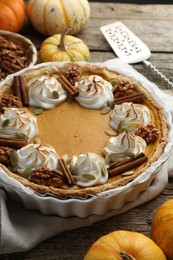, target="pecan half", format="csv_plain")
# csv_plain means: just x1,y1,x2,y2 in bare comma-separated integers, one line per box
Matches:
64,65,82,85
112,80,135,98
30,167,65,188
135,124,160,143
0,146,13,165
0,94,22,109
